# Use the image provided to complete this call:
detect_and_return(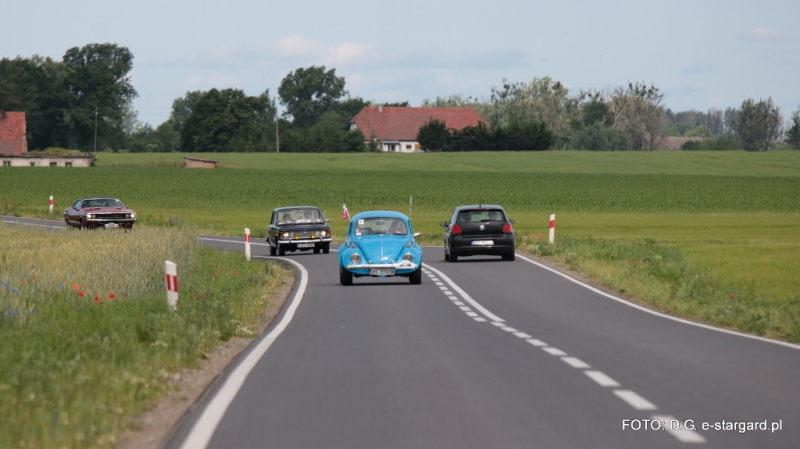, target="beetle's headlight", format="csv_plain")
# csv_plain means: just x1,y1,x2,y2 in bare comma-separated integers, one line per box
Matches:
403,253,414,262
350,253,361,264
